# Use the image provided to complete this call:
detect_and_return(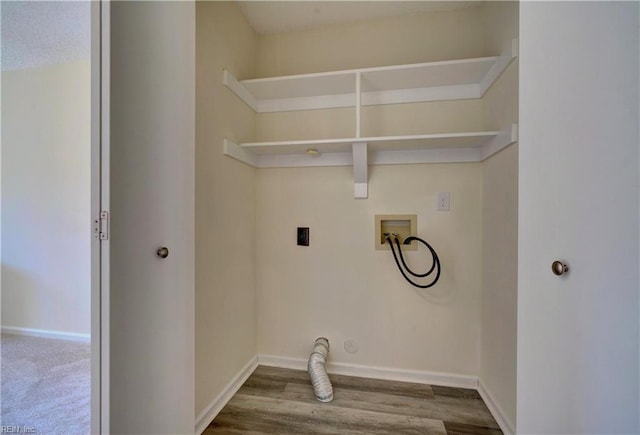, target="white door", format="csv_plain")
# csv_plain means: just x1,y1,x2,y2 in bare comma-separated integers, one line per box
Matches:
108,2,195,433
518,2,639,434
